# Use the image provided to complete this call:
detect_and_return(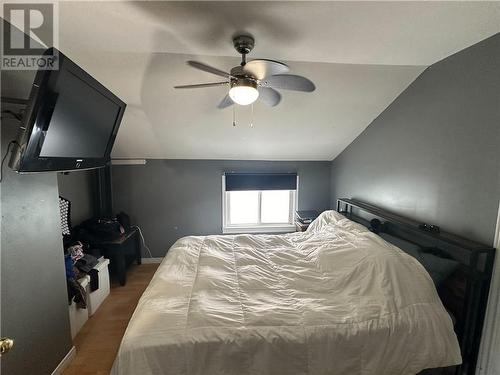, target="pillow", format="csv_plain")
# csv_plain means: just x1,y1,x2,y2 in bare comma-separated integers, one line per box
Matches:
419,252,460,287
378,232,459,286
